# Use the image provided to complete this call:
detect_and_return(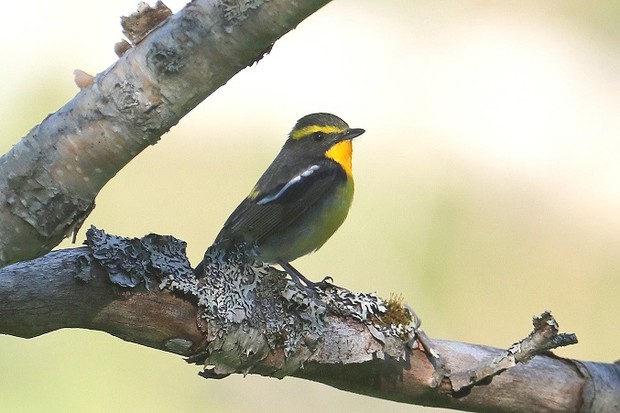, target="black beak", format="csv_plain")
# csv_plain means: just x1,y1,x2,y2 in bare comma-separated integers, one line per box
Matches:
341,128,365,140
